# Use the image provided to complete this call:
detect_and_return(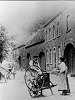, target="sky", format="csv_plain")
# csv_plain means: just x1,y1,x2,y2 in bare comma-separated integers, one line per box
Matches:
0,1,74,44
